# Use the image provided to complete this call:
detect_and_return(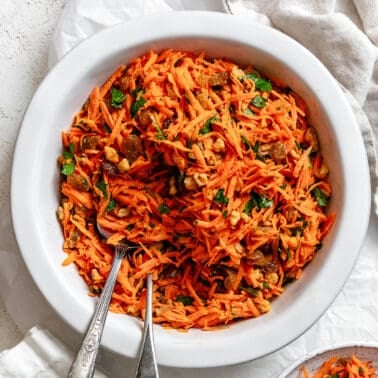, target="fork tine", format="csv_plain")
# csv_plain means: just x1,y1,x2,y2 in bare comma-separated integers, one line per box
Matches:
97,221,139,249
96,221,110,239
126,245,140,252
